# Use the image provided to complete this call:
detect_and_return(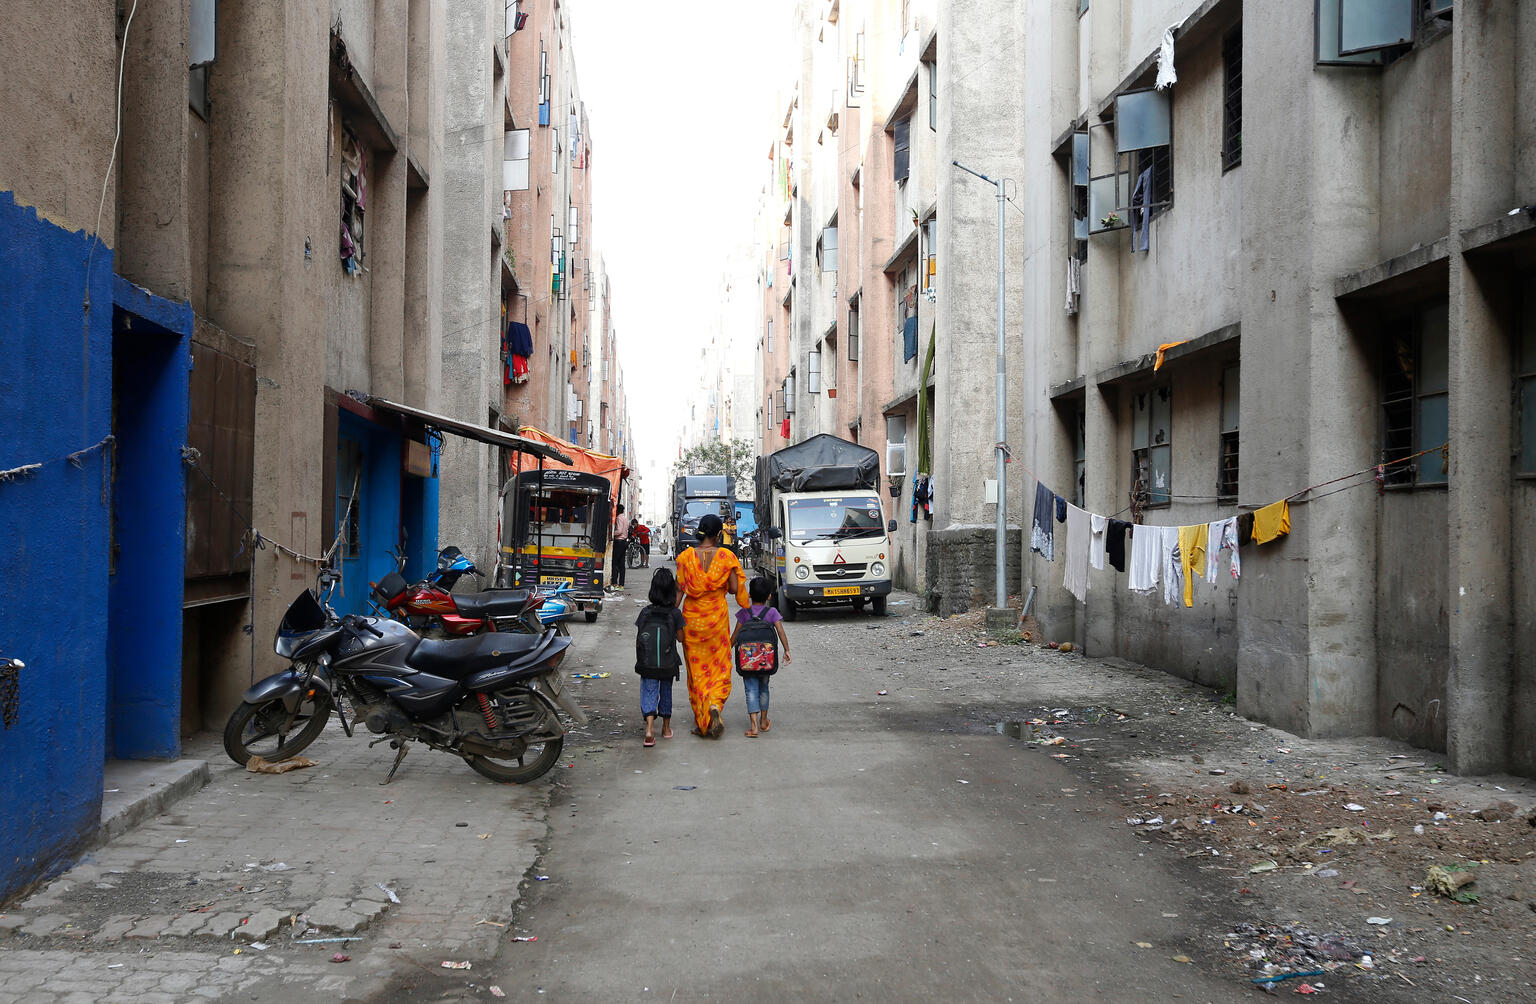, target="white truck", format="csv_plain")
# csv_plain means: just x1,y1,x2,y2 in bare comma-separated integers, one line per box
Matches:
751,434,894,620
